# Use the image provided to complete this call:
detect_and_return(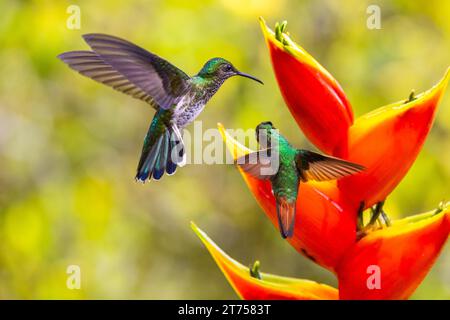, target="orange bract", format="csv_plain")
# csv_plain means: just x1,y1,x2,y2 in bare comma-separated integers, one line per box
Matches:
192,207,449,300
202,18,450,300
192,222,338,300
261,18,449,209
260,18,352,157
243,19,450,266
337,209,450,299
340,74,449,207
